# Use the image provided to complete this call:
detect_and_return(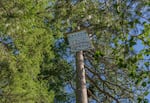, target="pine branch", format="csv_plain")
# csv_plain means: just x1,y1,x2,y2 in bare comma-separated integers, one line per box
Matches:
85,65,133,97
85,73,120,103
87,89,101,103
